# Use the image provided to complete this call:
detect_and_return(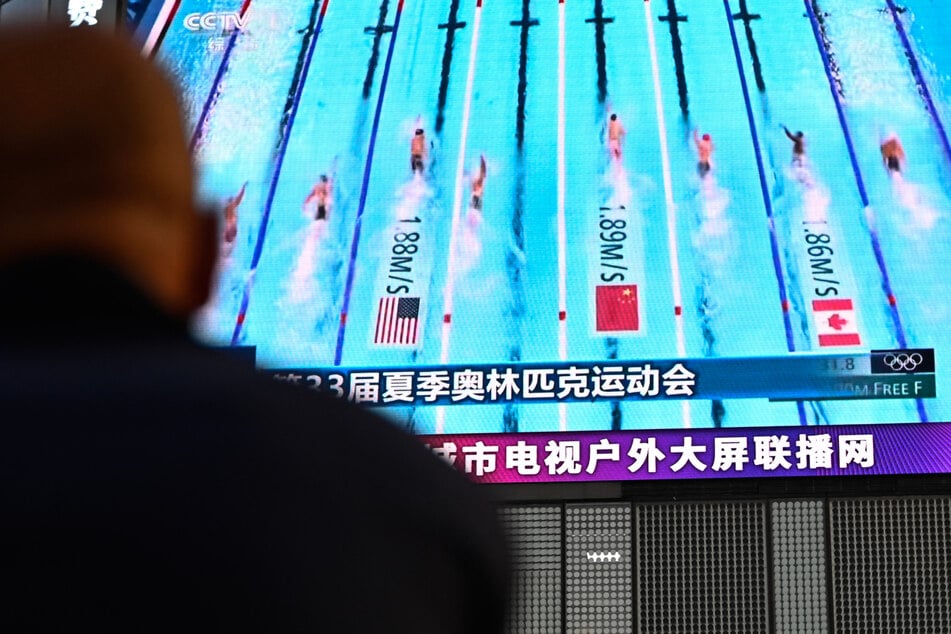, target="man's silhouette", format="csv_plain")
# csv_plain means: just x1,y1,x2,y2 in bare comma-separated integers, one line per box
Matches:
0,25,507,633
